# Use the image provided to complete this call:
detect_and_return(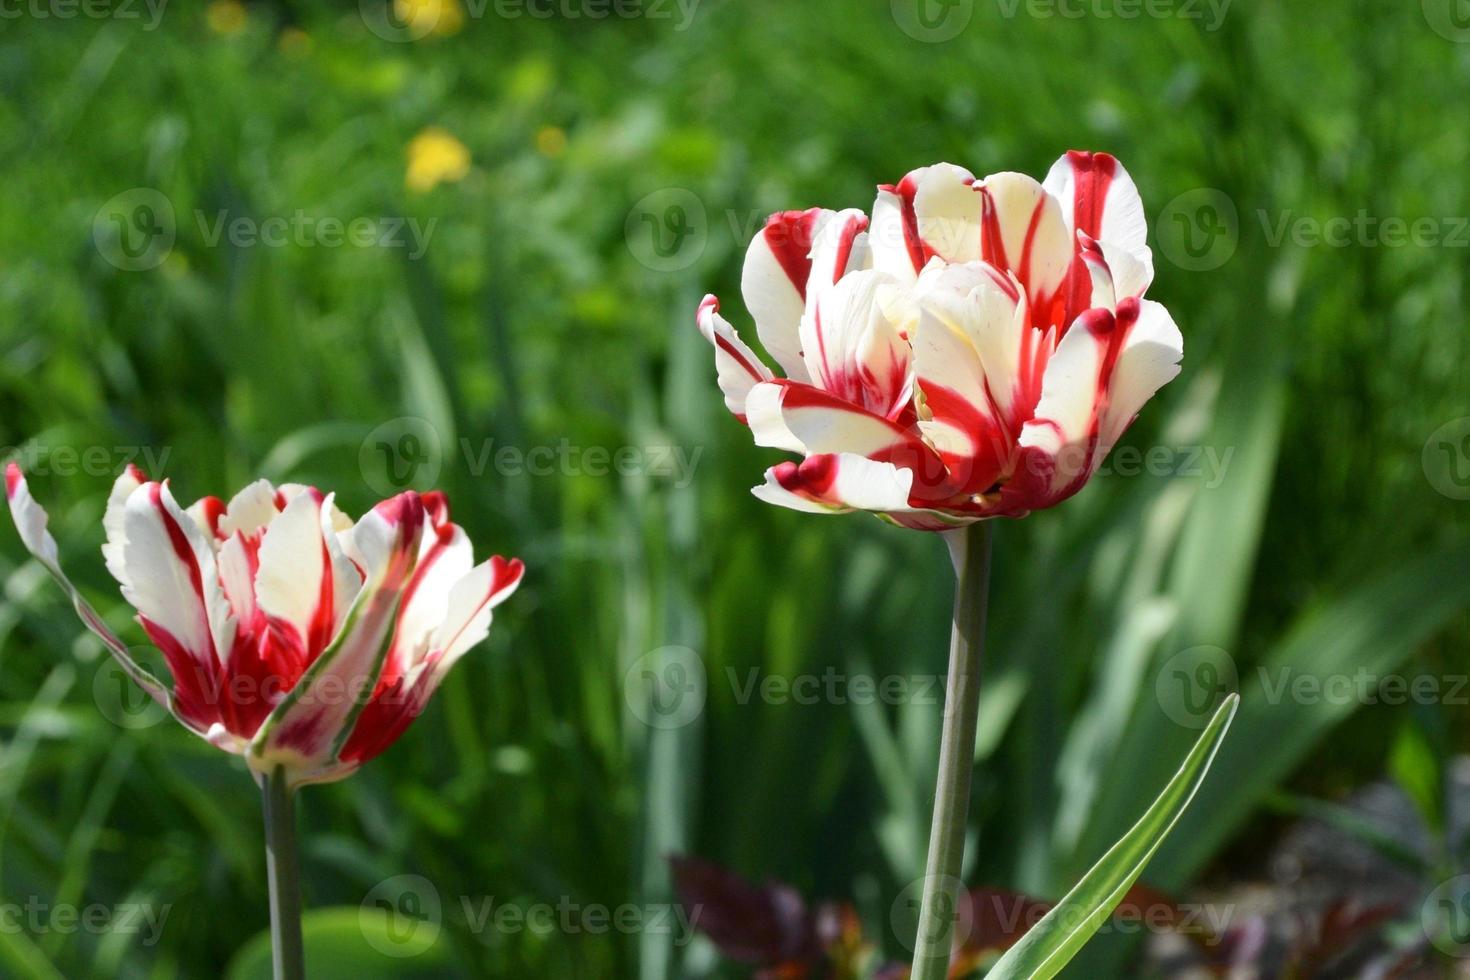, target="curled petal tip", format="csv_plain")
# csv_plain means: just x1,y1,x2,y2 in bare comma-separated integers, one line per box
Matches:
5,462,22,499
